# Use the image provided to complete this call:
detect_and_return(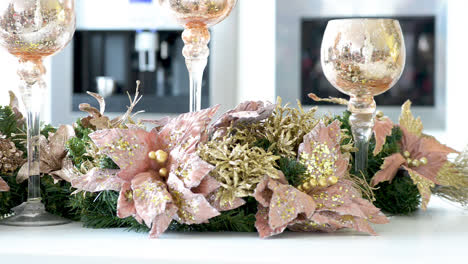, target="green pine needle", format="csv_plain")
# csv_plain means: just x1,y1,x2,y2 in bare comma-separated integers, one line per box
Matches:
278,157,307,186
